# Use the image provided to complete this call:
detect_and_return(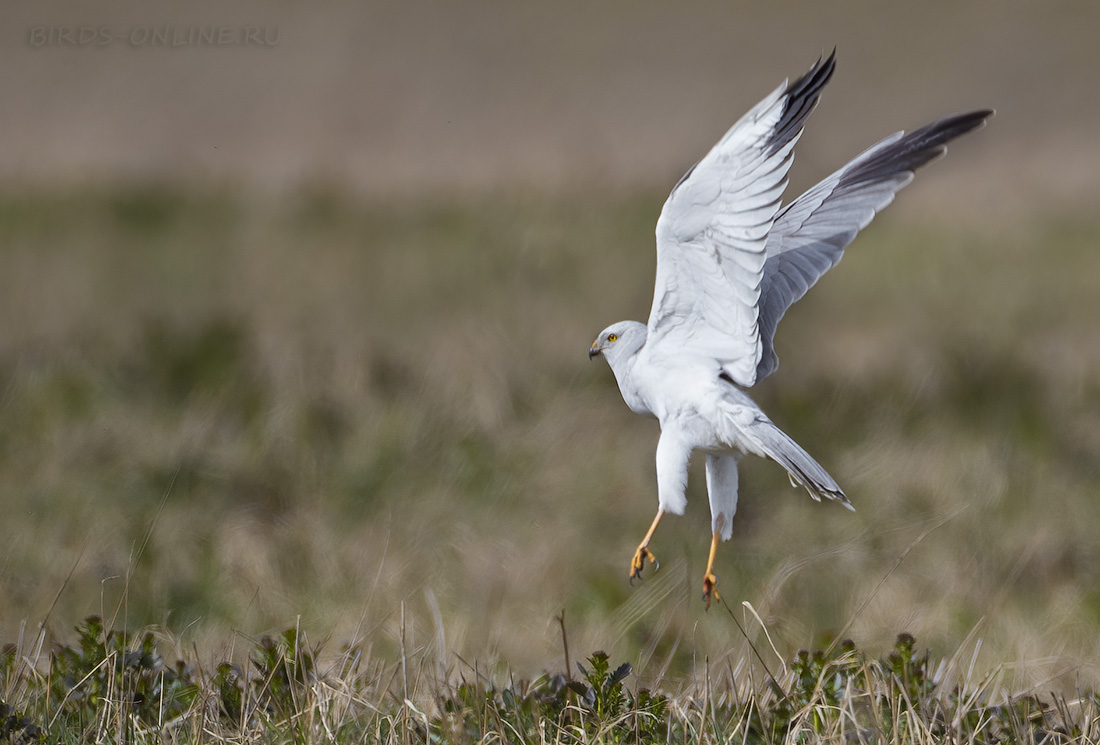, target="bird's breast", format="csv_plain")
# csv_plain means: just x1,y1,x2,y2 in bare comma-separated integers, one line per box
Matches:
619,381,656,417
